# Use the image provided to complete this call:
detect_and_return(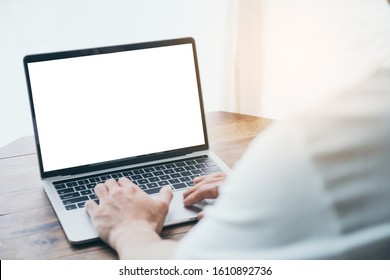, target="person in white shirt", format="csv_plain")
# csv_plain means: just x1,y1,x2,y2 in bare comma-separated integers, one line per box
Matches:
85,68,390,259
